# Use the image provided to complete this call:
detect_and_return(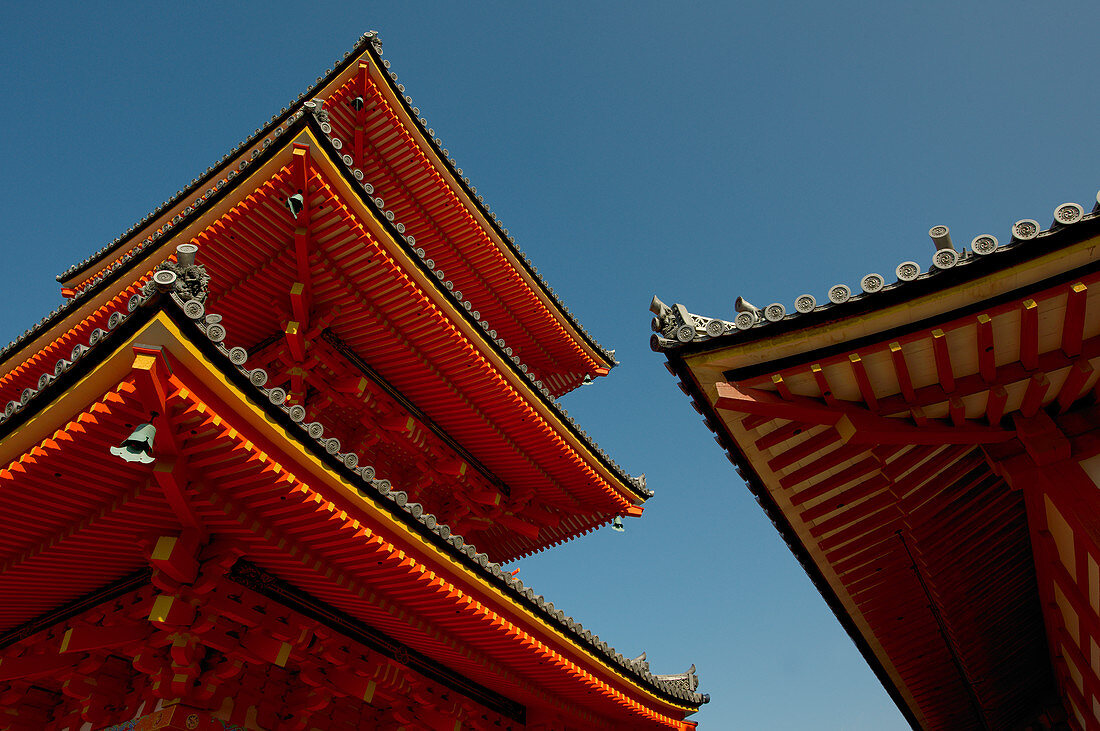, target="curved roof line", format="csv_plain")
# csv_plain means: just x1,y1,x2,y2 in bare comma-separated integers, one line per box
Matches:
7,109,649,501
651,199,1100,356
0,290,706,710
54,31,616,369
